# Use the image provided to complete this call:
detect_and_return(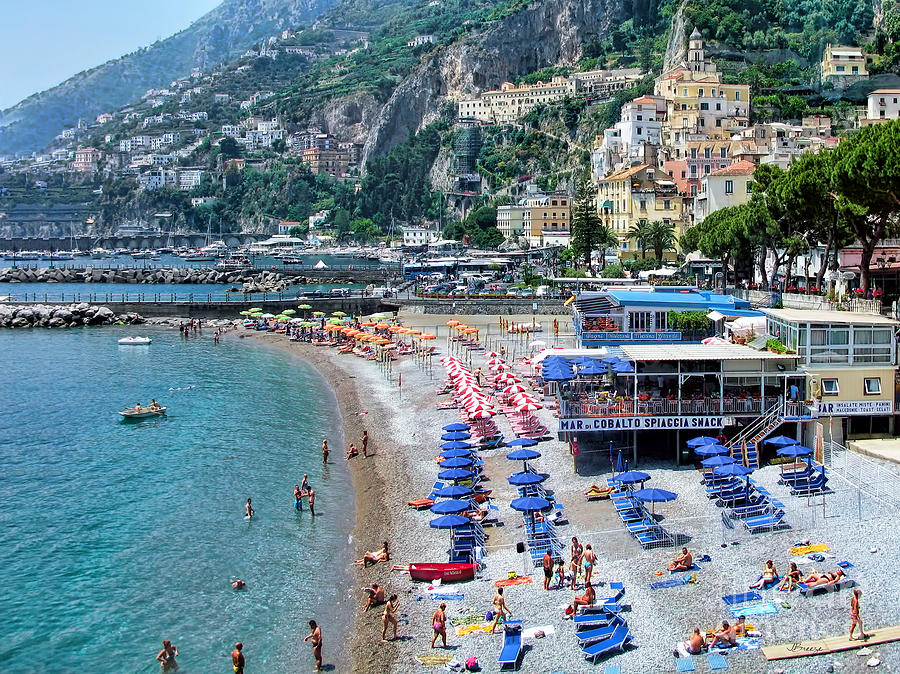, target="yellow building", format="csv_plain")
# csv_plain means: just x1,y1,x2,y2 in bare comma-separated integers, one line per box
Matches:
821,44,868,86
654,30,750,147
524,193,571,247
596,164,685,260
